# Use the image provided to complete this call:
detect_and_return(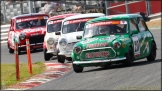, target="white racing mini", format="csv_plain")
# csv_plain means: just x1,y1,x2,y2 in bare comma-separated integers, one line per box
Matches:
55,13,105,63
43,14,78,61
